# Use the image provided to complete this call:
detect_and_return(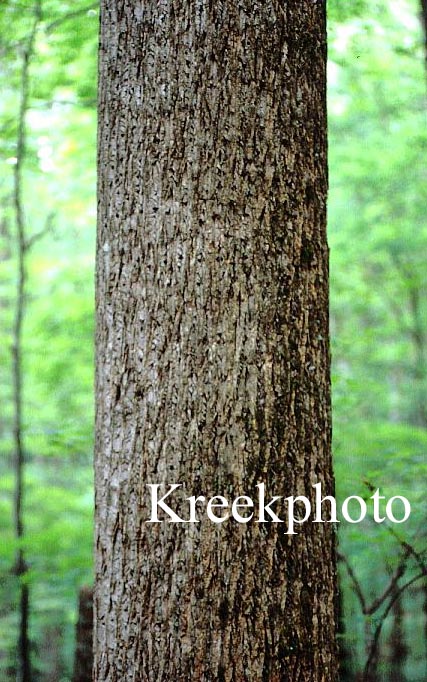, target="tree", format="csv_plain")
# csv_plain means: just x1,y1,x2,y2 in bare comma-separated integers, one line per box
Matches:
0,2,97,677
328,1,427,676
95,1,337,680
10,3,42,680
72,586,94,682
420,0,427,77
